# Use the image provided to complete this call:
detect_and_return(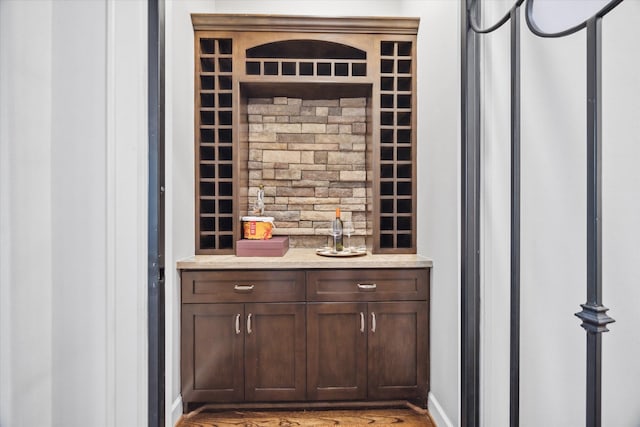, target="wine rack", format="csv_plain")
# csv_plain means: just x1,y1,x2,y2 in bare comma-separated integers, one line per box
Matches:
245,40,367,78
378,40,415,251
192,16,419,255
196,37,235,253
